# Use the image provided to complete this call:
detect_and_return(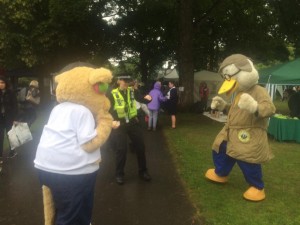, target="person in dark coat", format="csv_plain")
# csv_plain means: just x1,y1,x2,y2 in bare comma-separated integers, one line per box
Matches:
0,76,18,162
288,91,300,118
165,81,178,129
